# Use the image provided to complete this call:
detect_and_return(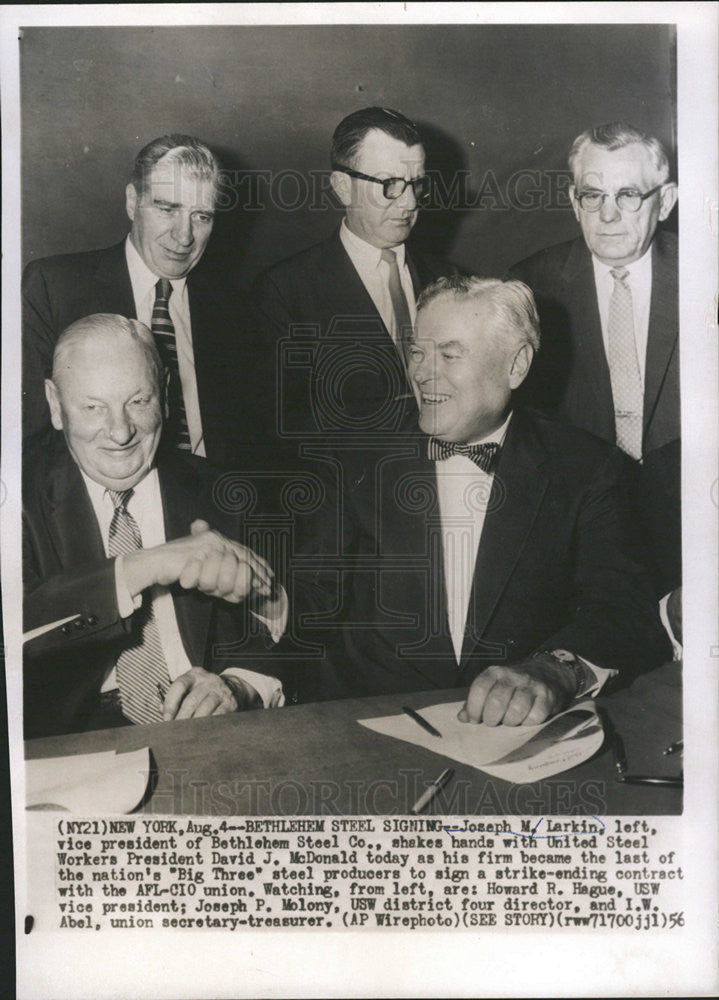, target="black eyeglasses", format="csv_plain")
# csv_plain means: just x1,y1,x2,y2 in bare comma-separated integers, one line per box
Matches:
574,184,663,213
332,163,431,204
